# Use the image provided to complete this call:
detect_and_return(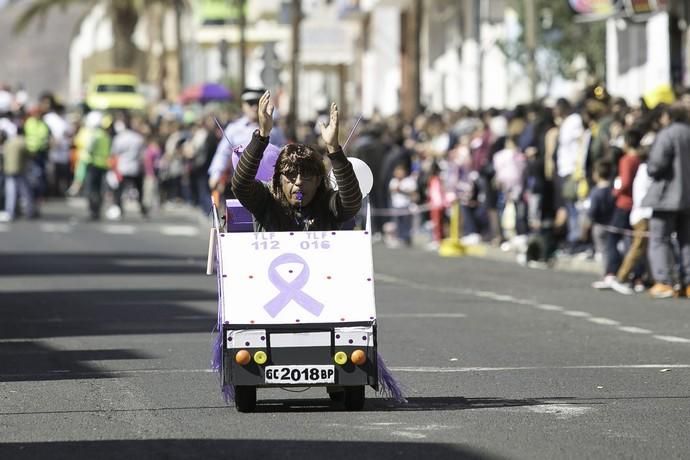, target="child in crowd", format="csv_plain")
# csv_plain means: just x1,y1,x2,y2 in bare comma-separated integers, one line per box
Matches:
426,161,447,248
588,159,616,289
142,133,162,214
389,162,418,247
